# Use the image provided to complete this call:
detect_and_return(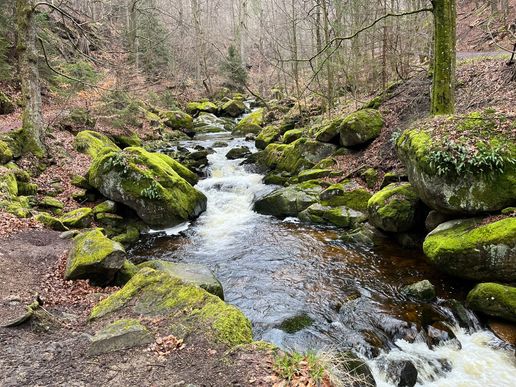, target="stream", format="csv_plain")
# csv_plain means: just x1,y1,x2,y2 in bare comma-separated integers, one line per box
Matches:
132,133,515,386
